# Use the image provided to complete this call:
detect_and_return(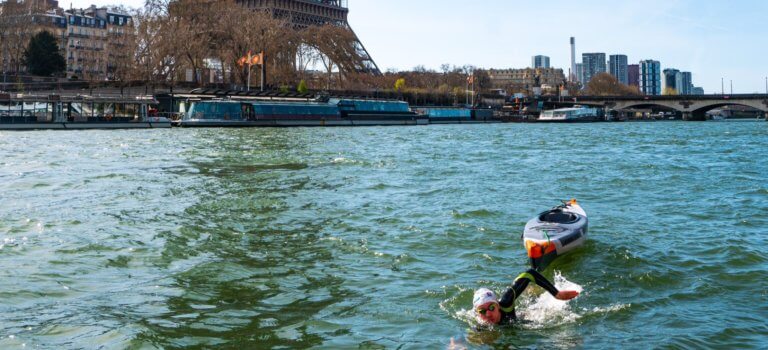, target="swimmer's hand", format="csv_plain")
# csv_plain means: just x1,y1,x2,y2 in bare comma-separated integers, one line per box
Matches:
555,290,579,300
